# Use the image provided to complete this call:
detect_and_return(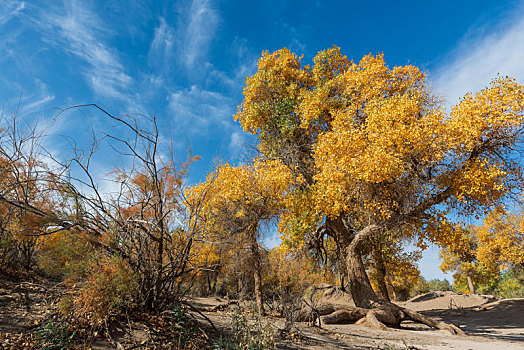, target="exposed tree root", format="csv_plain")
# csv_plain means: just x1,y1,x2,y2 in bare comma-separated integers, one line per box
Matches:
296,302,465,335
193,300,239,312
294,304,338,324
399,305,464,335
320,308,368,324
